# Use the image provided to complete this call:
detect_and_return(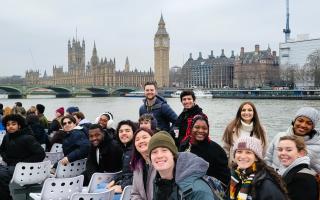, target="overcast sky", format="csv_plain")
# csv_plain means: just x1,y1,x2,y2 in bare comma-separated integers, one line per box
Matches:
1,0,320,77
